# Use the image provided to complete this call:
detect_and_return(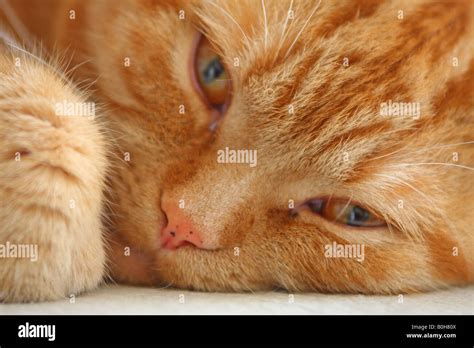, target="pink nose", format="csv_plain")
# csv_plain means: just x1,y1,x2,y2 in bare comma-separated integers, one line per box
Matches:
160,199,206,250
